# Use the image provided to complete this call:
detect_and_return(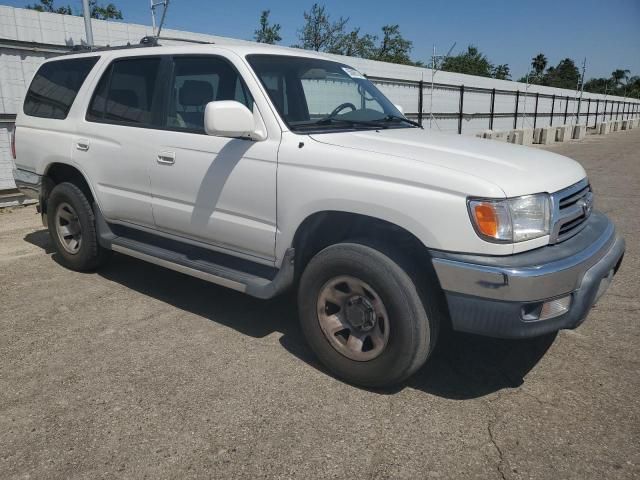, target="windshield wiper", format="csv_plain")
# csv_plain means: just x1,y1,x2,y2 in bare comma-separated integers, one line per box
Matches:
381,115,423,128
312,118,390,129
